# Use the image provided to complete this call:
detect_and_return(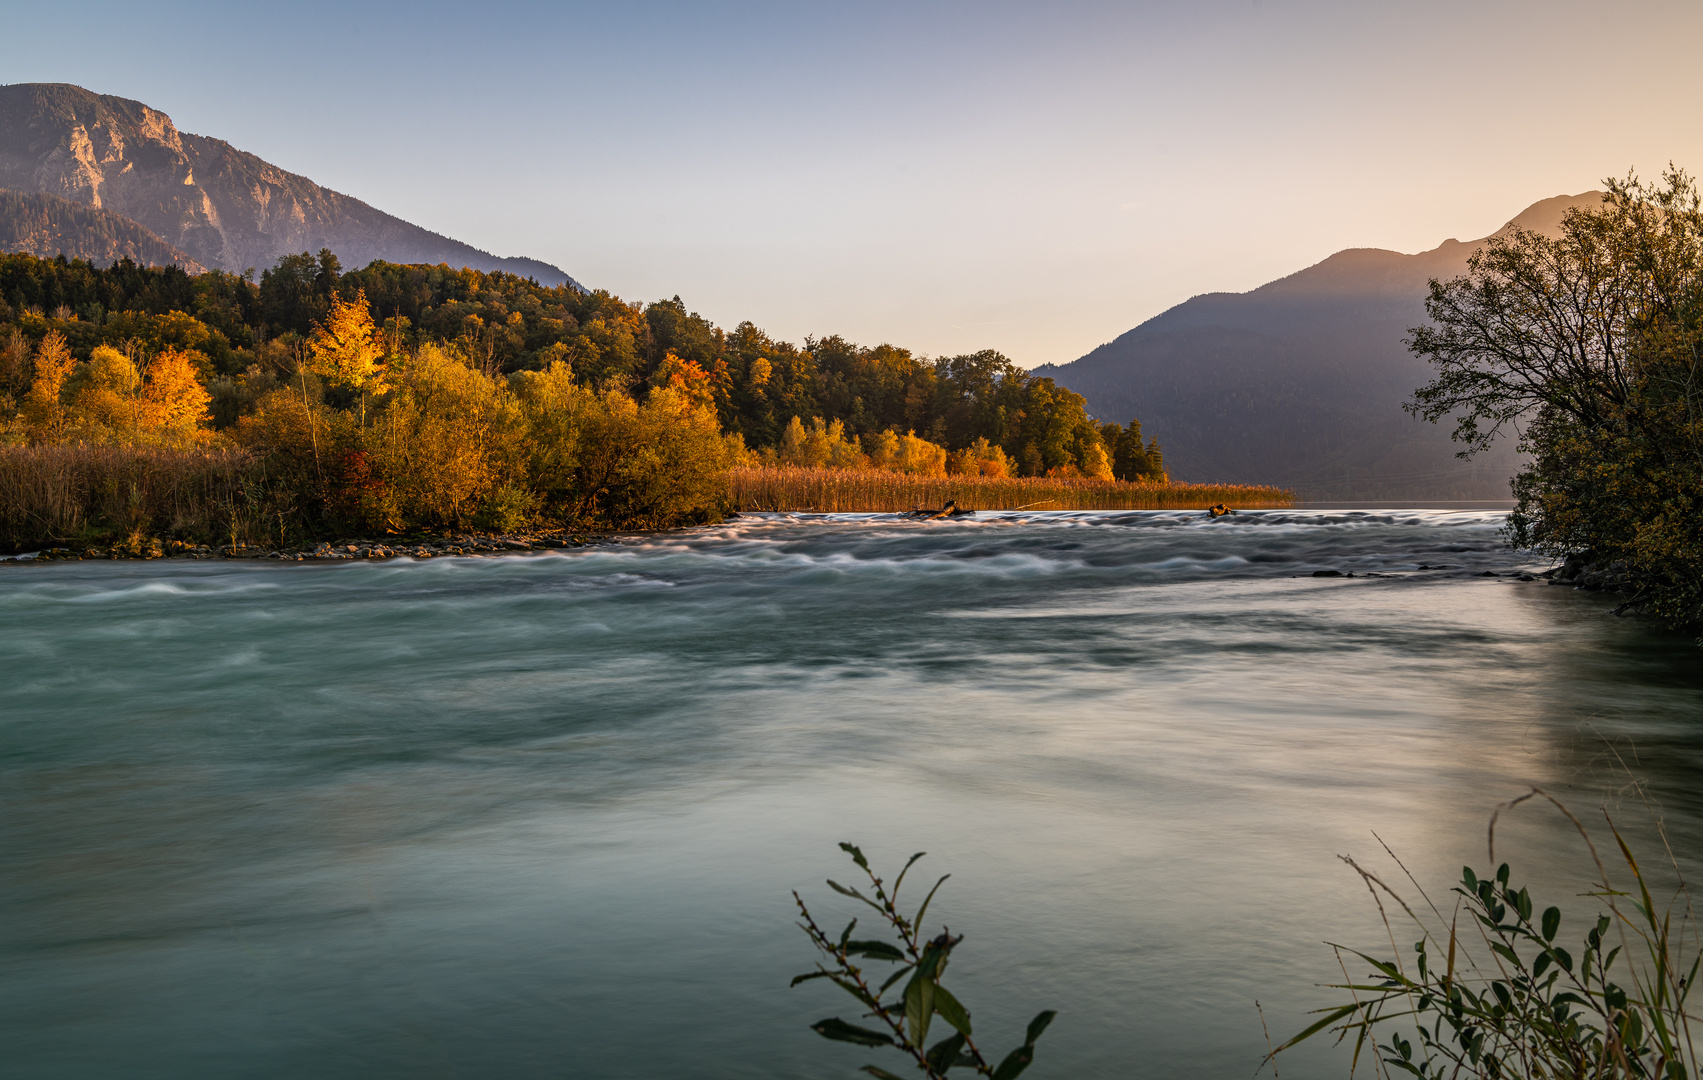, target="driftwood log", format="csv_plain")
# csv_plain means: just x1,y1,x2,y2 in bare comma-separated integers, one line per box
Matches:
904,499,977,520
